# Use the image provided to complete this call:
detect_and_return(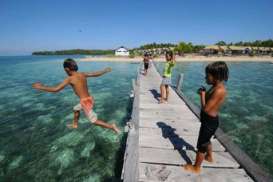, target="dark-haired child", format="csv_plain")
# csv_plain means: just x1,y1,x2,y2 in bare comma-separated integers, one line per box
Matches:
32,58,120,133
143,53,150,76
159,50,176,104
184,61,229,173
